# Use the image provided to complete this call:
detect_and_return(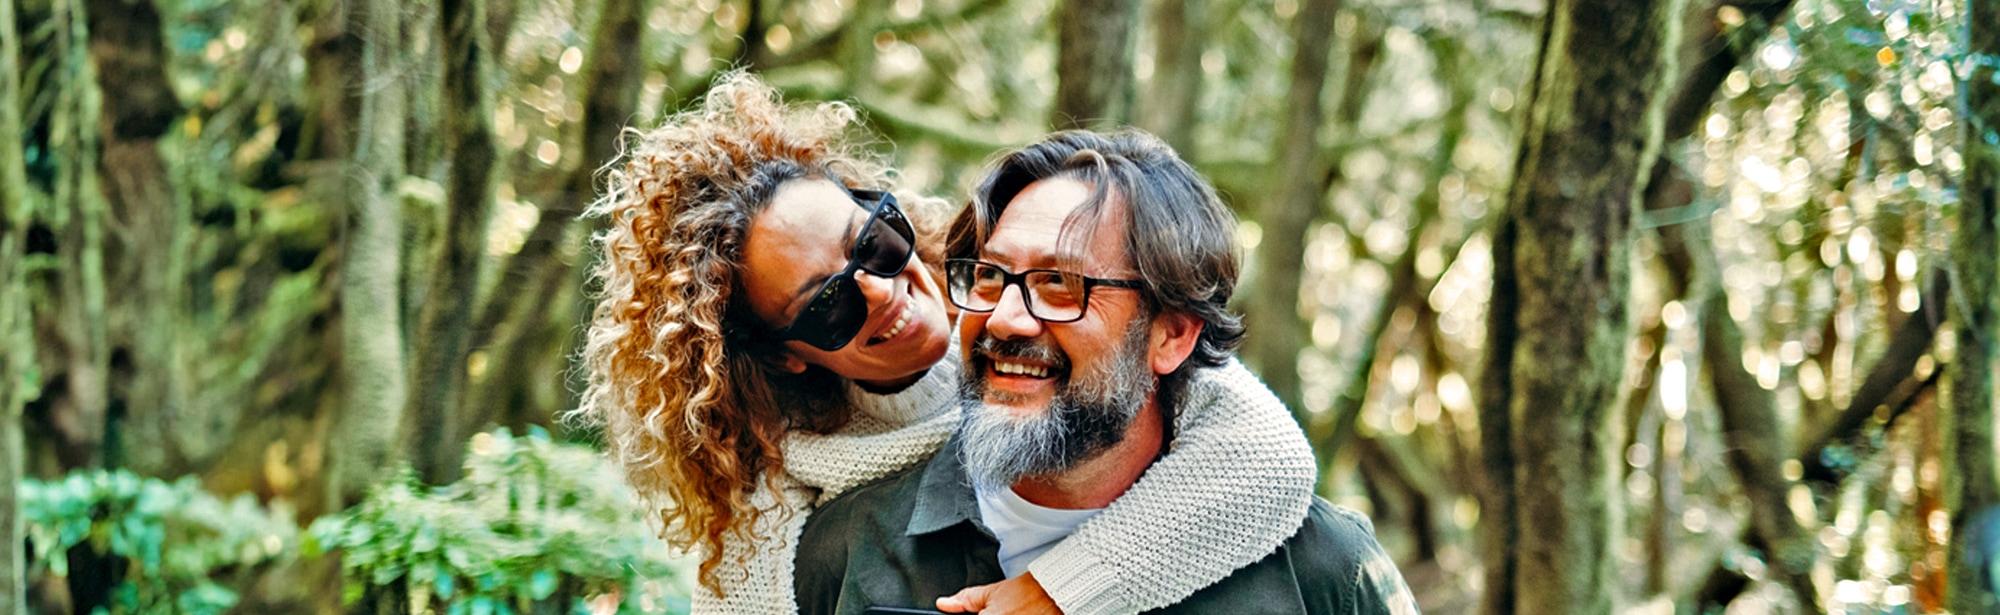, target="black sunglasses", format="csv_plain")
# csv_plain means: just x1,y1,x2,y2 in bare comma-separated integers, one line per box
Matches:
772,190,917,351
